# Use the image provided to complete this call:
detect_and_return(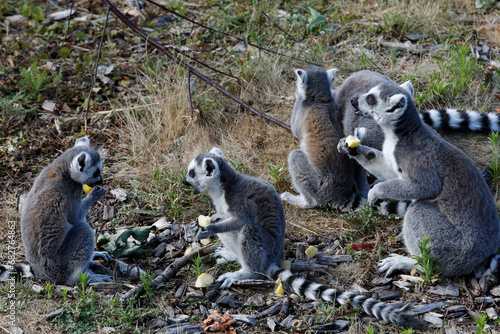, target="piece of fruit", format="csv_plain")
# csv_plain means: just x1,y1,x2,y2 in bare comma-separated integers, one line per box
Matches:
198,215,211,228
200,238,211,246
195,273,214,288
274,278,284,295
346,135,360,148
305,245,318,259
184,247,195,256
83,184,93,195
280,260,291,271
